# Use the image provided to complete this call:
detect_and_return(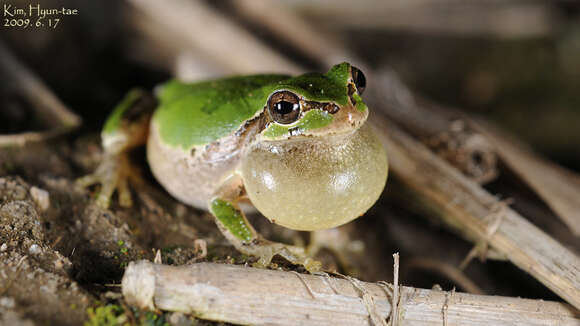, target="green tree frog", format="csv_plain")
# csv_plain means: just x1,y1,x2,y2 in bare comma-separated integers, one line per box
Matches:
78,63,388,271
